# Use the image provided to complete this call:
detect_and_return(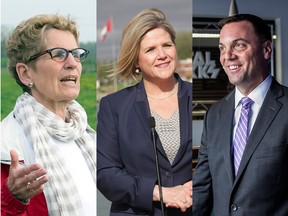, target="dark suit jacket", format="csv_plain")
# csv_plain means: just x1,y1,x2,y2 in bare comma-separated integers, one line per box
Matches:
193,78,288,216
97,74,192,216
